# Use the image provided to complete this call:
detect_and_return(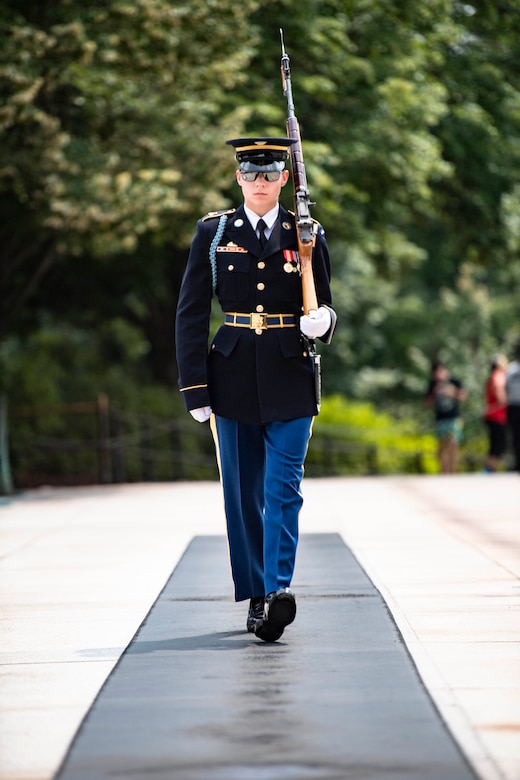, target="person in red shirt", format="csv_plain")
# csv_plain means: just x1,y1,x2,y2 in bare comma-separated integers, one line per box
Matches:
483,354,508,472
